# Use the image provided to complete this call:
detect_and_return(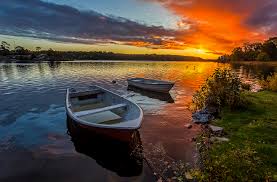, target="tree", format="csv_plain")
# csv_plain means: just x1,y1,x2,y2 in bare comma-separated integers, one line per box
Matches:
218,54,230,62
0,41,11,55
35,46,41,52
262,41,277,60
243,43,262,61
256,52,270,61
1,41,10,50
15,46,29,55
267,37,277,46
231,47,244,61
46,48,55,56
